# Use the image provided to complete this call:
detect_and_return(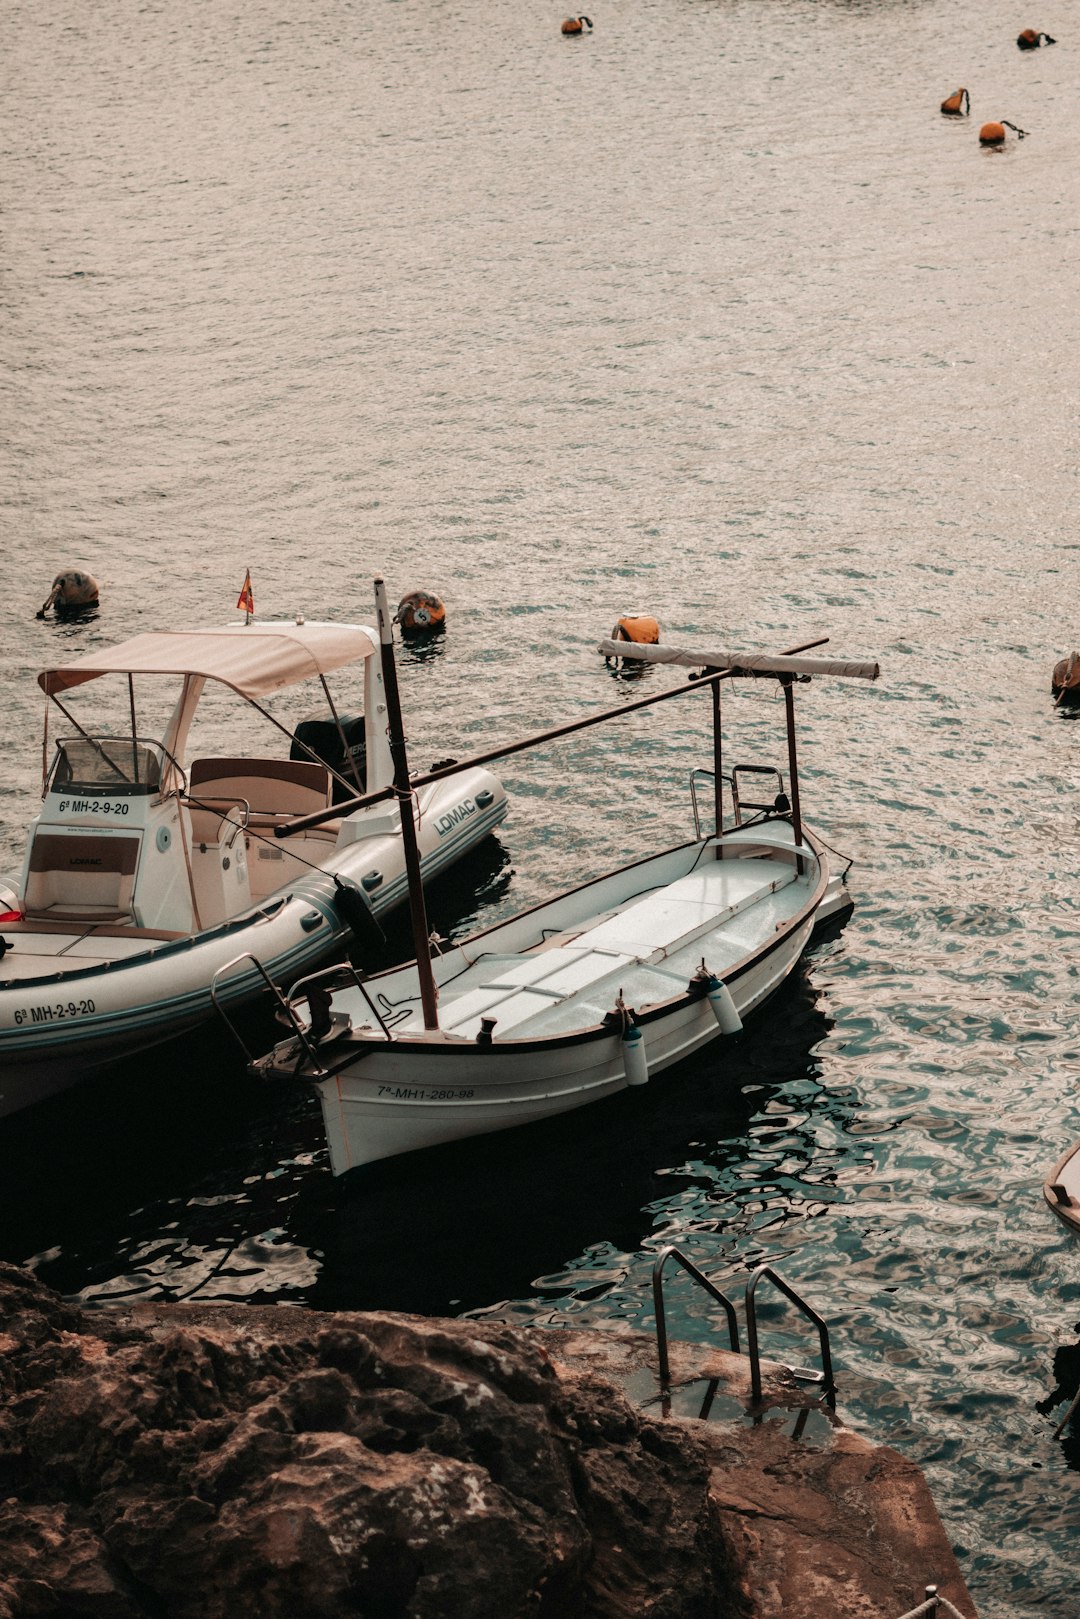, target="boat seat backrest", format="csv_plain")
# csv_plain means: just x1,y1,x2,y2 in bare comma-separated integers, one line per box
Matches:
22,832,140,923
184,800,248,850
188,757,332,821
